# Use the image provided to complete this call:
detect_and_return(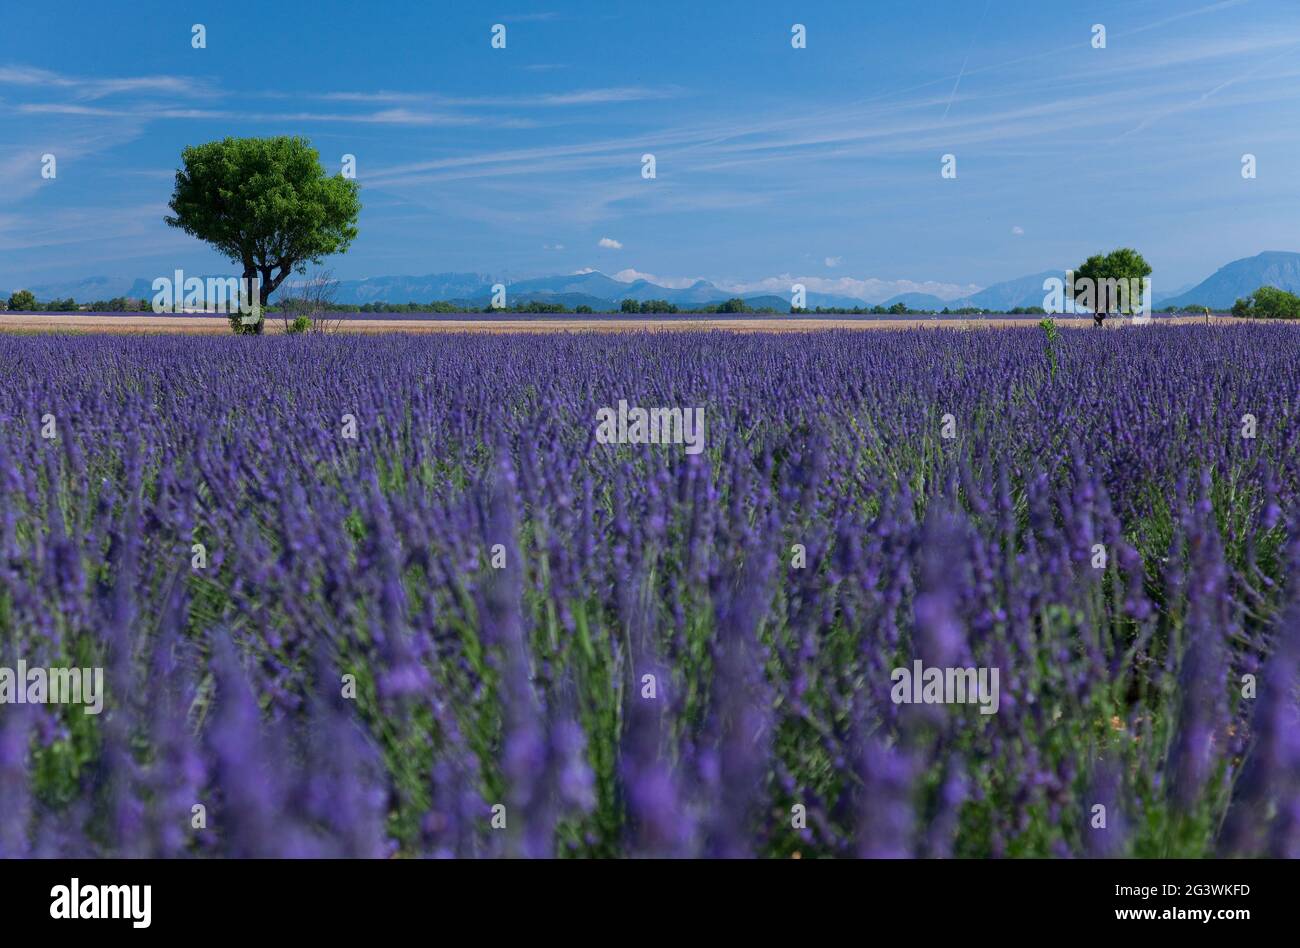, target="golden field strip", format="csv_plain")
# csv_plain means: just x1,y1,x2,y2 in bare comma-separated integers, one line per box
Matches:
0,314,1236,334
